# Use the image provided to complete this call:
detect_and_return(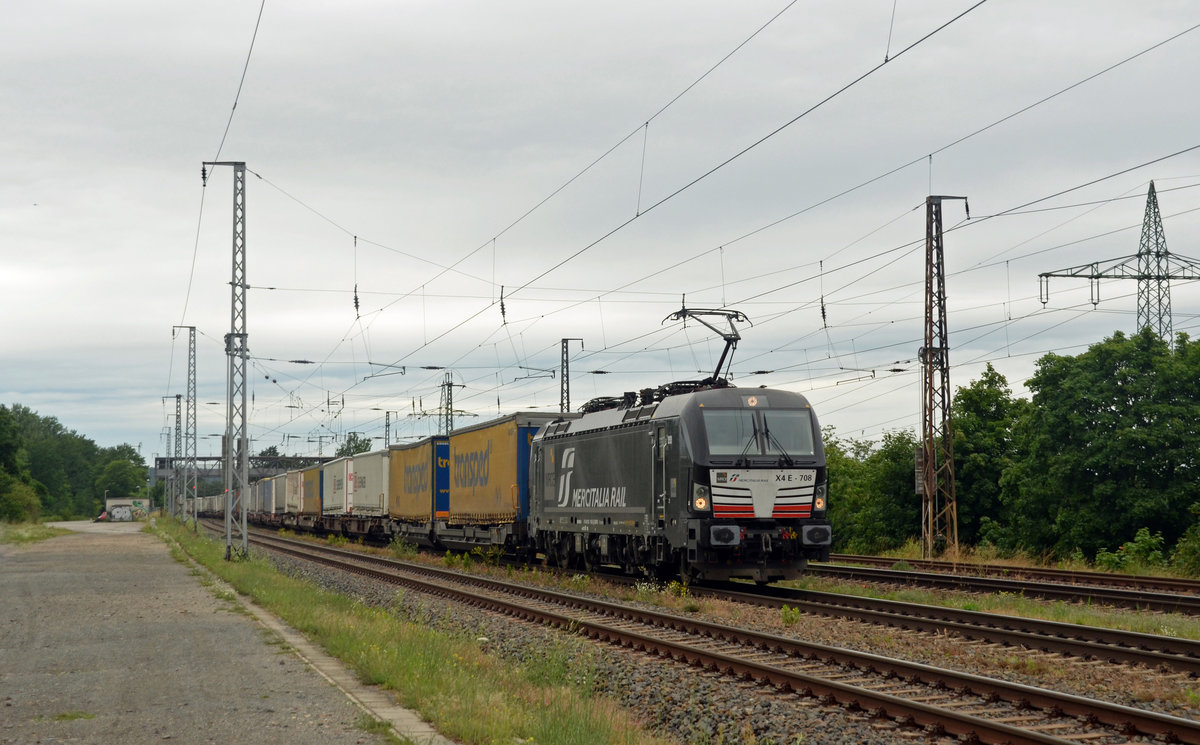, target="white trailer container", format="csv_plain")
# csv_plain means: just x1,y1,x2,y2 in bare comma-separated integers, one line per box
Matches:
350,450,388,516
254,478,270,514
285,470,303,513
268,473,287,514
322,457,353,515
